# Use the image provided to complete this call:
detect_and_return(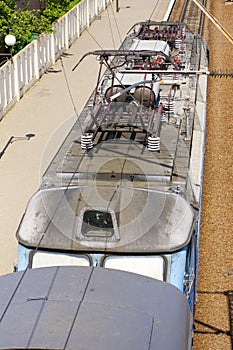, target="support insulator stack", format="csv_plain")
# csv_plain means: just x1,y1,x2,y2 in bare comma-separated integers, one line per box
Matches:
175,38,182,49
81,133,93,150
181,27,186,38
161,112,167,122
163,100,175,113
148,135,160,152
